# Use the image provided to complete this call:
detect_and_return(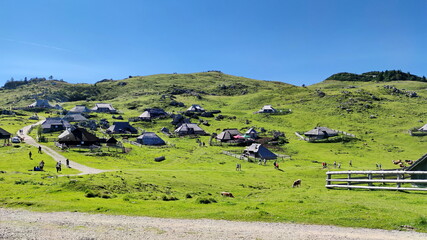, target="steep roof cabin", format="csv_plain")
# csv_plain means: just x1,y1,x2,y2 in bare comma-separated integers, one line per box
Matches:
244,128,258,139
58,127,100,146
41,118,72,133
139,108,168,121
106,122,138,134
216,129,242,142
186,104,205,112
0,128,11,143
174,123,206,136
91,103,117,113
137,132,166,145
63,113,88,122
407,153,427,187
256,105,277,113
28,99,53,108
242,143,277,160
304,127,338,140
69,105,91,114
